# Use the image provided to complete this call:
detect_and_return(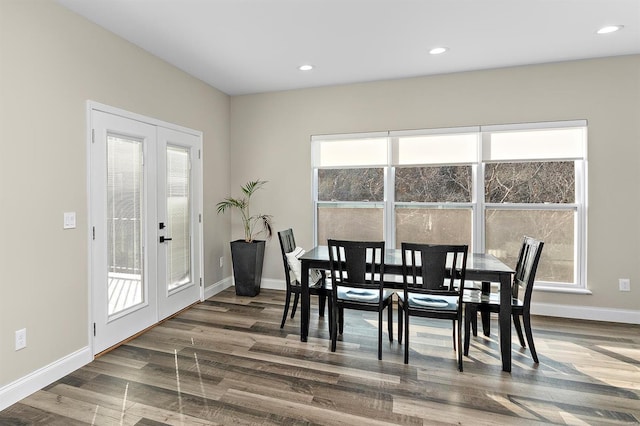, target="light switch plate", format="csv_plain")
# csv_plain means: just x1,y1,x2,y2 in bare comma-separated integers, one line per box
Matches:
15,328,26,350
64,212,76,229
619,278,631,292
